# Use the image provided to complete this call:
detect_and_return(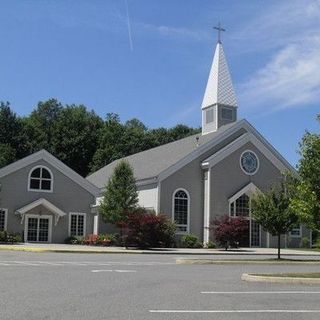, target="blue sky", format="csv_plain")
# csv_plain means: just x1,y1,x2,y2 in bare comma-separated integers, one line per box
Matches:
0,0,319,166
